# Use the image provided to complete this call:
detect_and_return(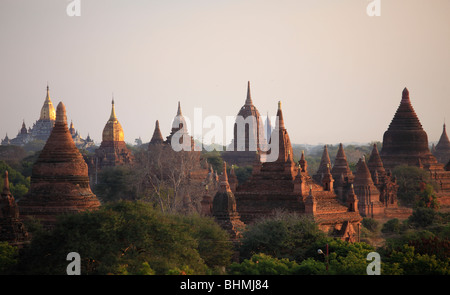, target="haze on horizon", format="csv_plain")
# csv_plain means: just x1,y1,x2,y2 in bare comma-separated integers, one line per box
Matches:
0,0,449,147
